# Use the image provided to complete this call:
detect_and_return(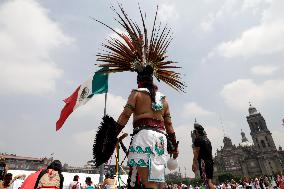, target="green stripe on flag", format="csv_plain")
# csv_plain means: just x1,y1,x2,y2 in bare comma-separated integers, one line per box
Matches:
87,68,108,98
